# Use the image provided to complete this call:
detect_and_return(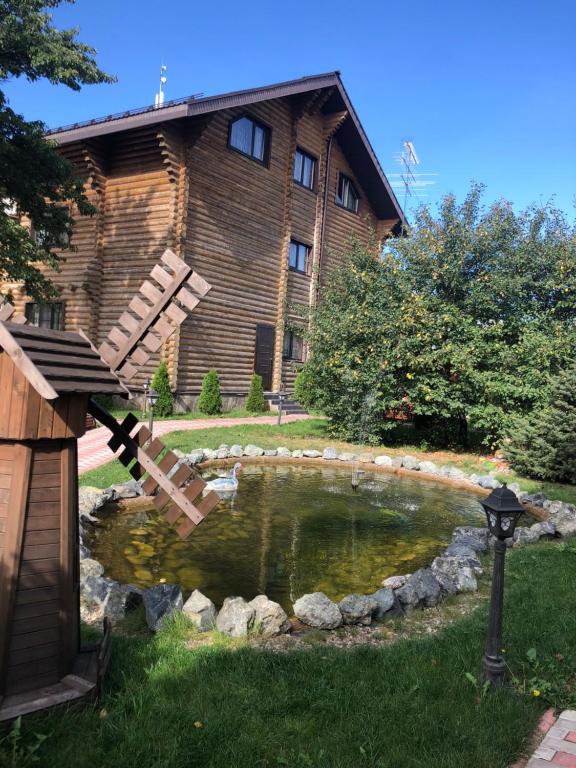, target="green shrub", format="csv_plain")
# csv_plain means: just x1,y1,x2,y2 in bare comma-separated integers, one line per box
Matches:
246,373,266,413
293,367,317,410
151,362,174,417
505,363,576,483
198,369,222,415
